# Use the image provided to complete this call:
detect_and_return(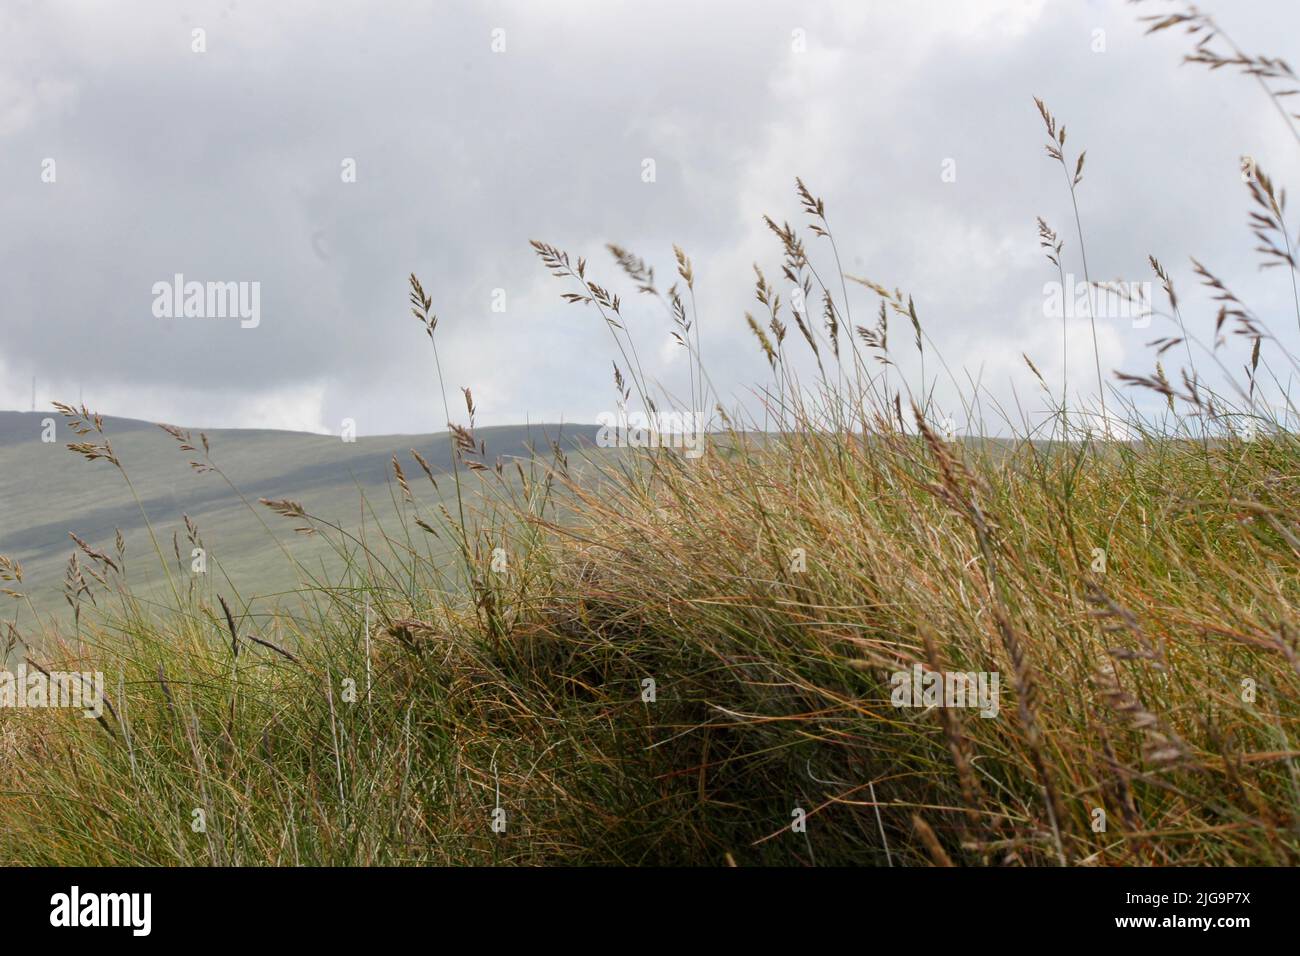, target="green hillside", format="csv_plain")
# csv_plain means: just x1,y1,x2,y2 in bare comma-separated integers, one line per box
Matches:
0,410,593,623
